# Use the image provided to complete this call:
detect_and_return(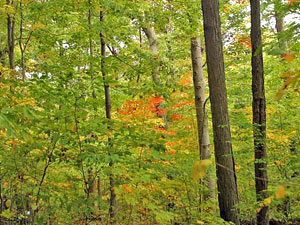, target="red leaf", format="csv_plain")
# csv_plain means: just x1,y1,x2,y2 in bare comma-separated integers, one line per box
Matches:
171,113,183,121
